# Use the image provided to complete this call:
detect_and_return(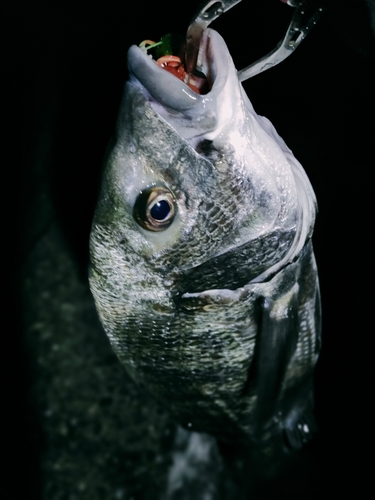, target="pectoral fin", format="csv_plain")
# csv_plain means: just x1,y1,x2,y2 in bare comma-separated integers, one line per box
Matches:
252,286,299,435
